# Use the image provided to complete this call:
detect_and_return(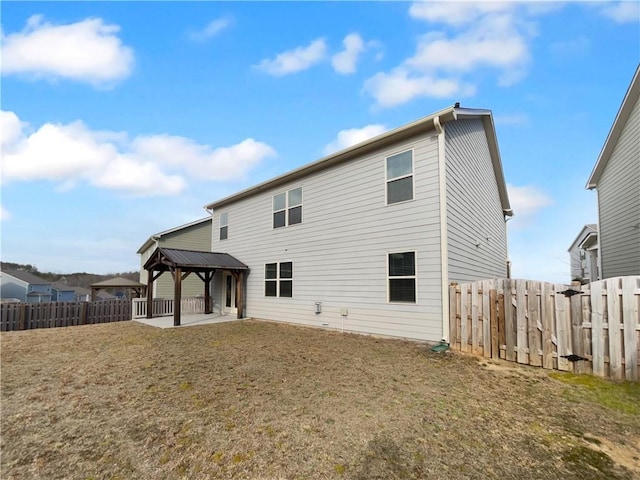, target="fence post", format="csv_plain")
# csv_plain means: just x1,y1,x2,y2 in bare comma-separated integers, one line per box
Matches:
490,288,499,359
19,303,27,330
81,302,88,325
570,281,585,374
